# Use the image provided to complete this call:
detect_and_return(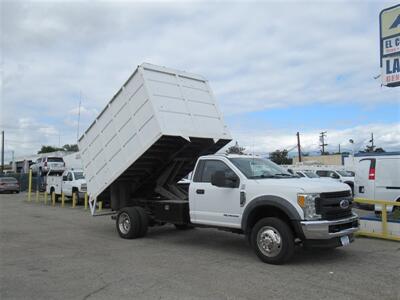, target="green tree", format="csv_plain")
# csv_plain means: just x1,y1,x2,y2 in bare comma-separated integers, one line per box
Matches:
63,144,79,152
269,149,292,165
37,145,63,154
225,141,245,155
